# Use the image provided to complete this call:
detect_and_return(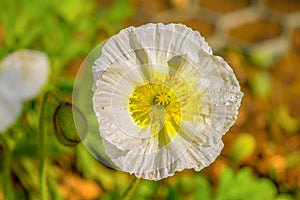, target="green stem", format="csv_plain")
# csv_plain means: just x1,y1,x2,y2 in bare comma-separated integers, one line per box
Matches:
0,0,16,48
0,134,11,200
119,177,141,200
38,94,49,200
38,90,62,200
